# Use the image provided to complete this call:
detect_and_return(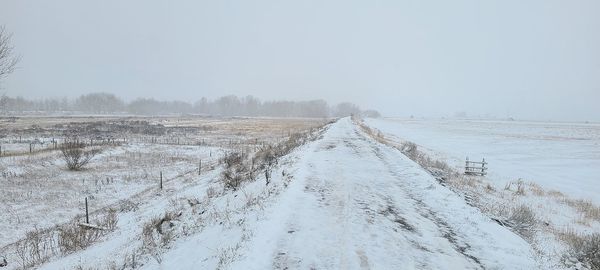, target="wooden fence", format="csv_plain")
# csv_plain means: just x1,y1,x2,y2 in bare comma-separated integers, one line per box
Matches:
465,157,487,176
